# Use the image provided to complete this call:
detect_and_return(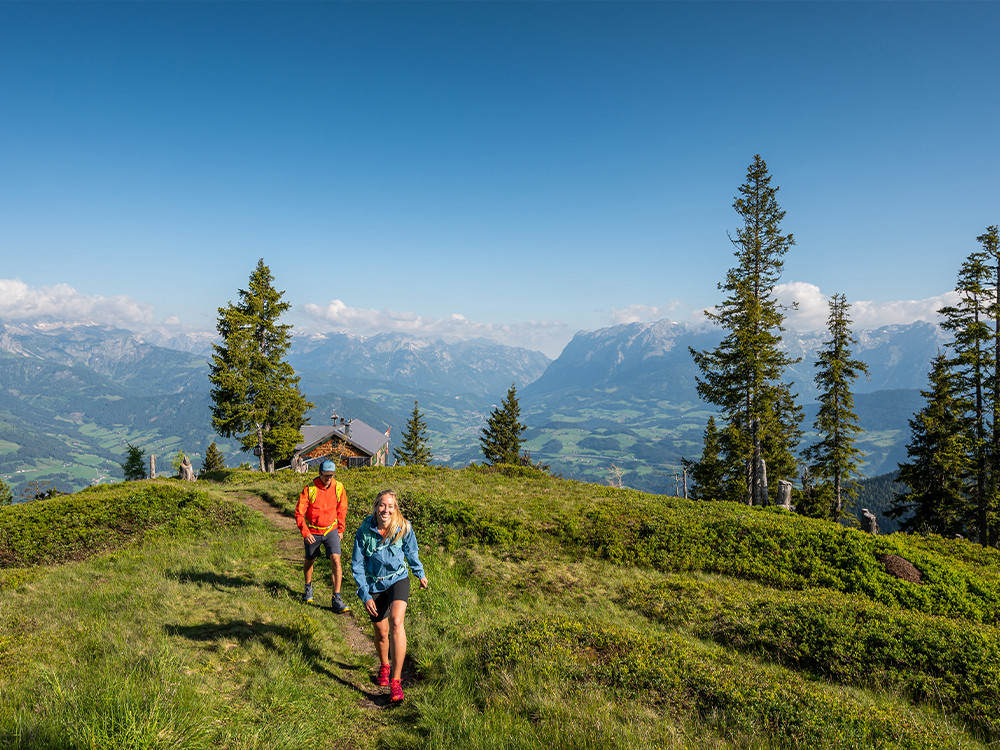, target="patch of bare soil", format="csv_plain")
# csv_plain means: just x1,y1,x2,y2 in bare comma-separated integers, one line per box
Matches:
877,553,922,584
231,492,406,710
